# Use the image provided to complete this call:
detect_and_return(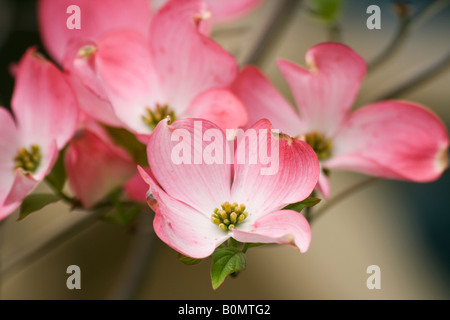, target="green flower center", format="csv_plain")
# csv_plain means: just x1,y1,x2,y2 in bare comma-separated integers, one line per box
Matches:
14,144,41,173
211,202,248,231
142,104,176,130
304,131,333,161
